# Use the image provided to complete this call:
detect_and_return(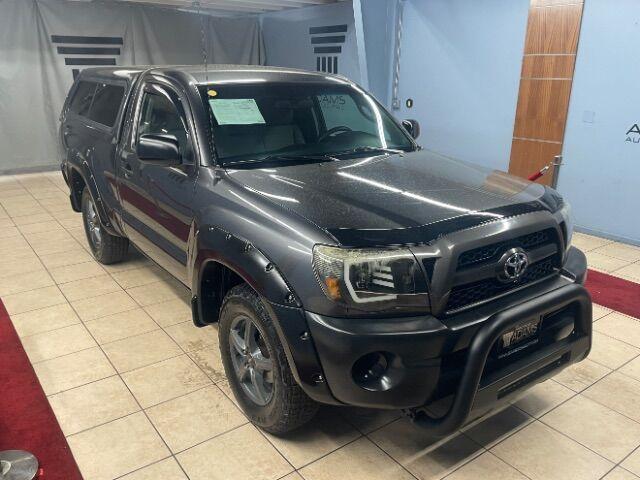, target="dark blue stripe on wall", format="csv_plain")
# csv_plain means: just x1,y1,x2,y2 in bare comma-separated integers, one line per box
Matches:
311,35,346,45
309,25,348,34
64,58,117,66
314,46,342,54
51,35,123,45
57,47,121,55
